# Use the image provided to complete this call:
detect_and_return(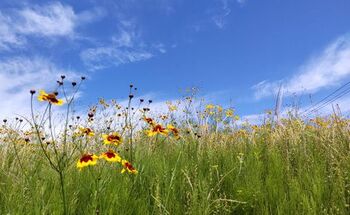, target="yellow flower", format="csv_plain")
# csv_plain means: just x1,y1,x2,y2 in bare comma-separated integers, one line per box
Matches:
144,117,155,126
147,124,168,137
167,124,180,139
206,104,215,109
121,160,138,174
38,90,64,105
216,106,223,112
77,154,98,169
226,109,234,117
99,150,121,162
79,127,95,137
102,132,123,145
